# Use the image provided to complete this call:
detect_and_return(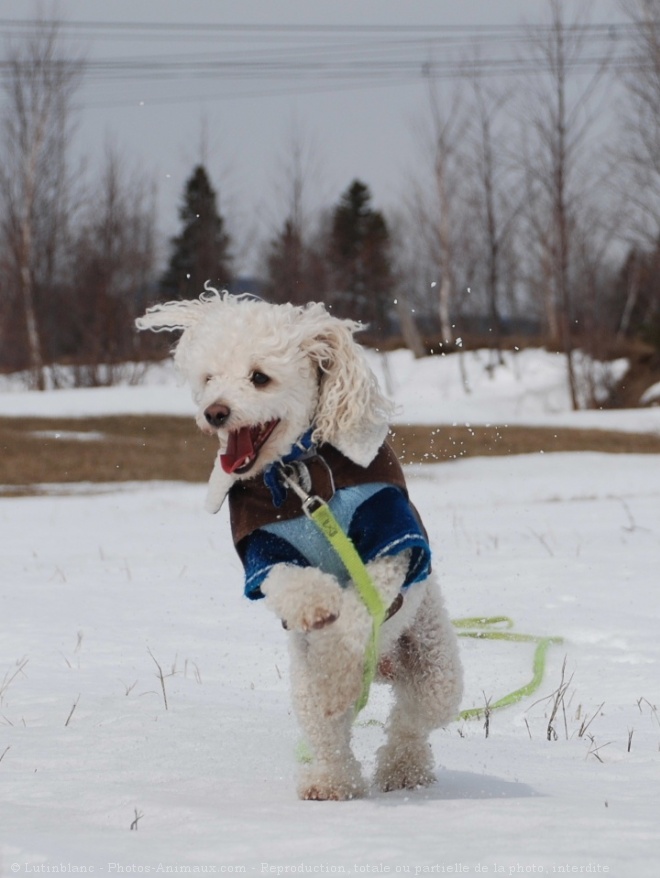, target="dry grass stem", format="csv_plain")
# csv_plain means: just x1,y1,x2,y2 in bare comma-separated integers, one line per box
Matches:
0,657,29,704
586,736,611,763
533,657,574,742
147,648,170,710
482,691,492,739
64,695,80,727
577,702,605,738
